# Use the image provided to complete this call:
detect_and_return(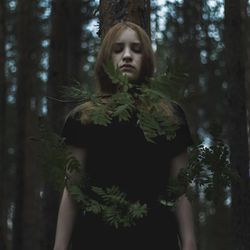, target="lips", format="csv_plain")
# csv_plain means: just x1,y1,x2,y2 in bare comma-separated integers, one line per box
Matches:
120,64,135,70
